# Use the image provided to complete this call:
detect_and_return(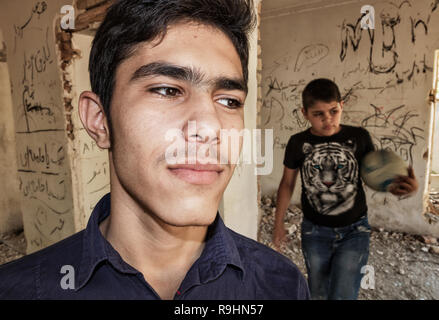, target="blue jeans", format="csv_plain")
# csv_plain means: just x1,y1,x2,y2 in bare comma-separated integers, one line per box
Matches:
301,216,371,300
